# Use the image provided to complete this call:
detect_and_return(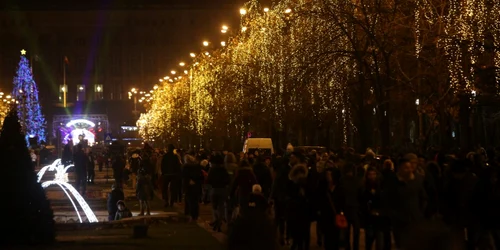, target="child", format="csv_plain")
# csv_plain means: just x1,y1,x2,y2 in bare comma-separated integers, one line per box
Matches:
115,200,132,220
136,167,153,216
247,184,269,216
107,184,125,221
